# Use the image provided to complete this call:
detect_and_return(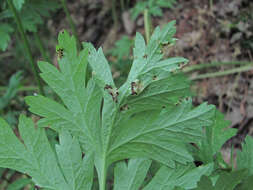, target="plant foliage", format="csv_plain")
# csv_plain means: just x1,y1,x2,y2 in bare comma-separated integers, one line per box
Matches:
131,0,176,20
0,21,252,190
0,71,22,110
0,0,59,51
